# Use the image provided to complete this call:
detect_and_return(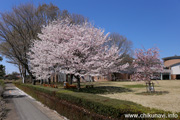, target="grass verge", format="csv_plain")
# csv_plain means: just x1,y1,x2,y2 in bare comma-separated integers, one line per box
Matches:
0,80,5,88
